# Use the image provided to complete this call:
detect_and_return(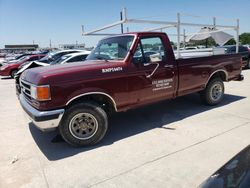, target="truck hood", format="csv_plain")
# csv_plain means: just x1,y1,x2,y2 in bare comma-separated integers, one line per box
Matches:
21,60,125,85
